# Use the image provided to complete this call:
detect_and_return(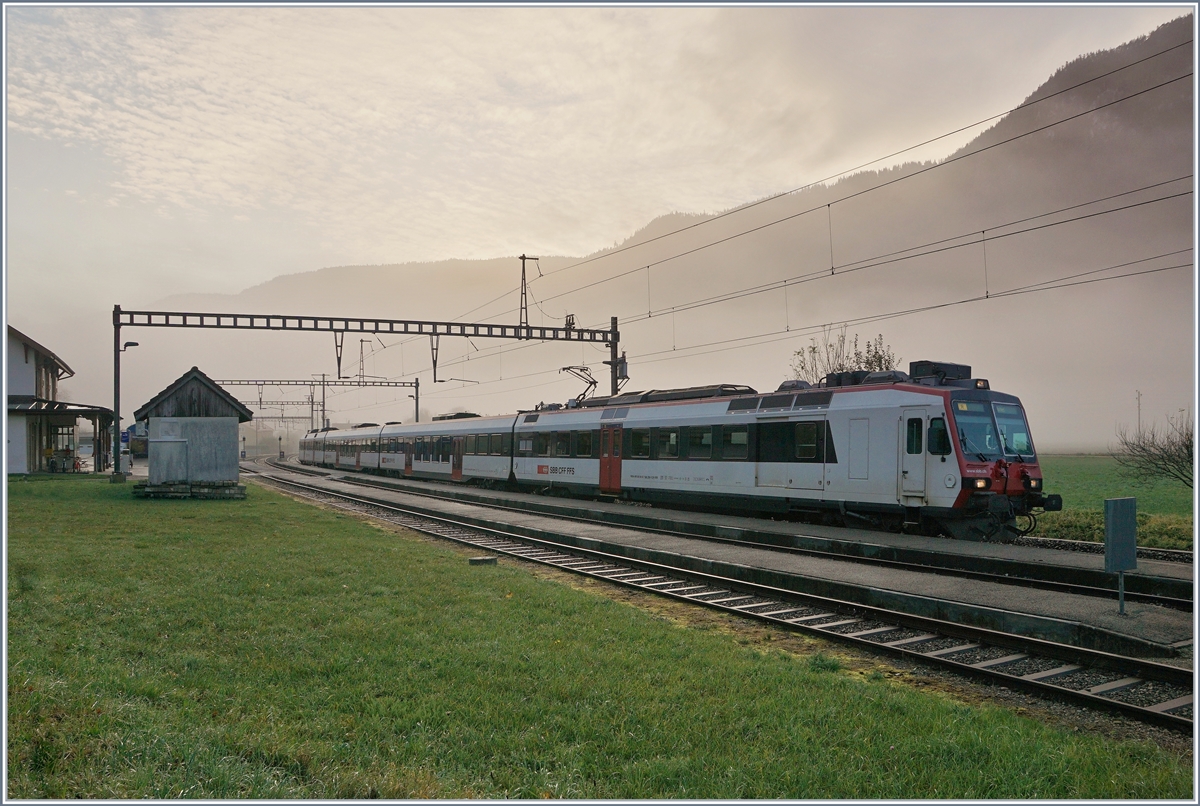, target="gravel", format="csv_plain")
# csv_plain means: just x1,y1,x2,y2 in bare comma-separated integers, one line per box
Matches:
939,645,1019,665
824,619,895,635
1102,680,1192,709
1013,535,1193,564
907,636,978,654
989,656,1071,677
860,628,928,644
1052,668,1129,691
